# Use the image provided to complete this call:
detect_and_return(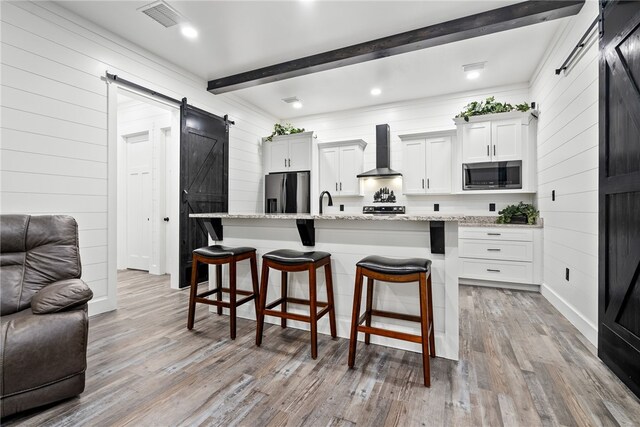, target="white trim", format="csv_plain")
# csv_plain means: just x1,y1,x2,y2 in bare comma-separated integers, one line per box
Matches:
459,278,539,292
541,283,598,347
